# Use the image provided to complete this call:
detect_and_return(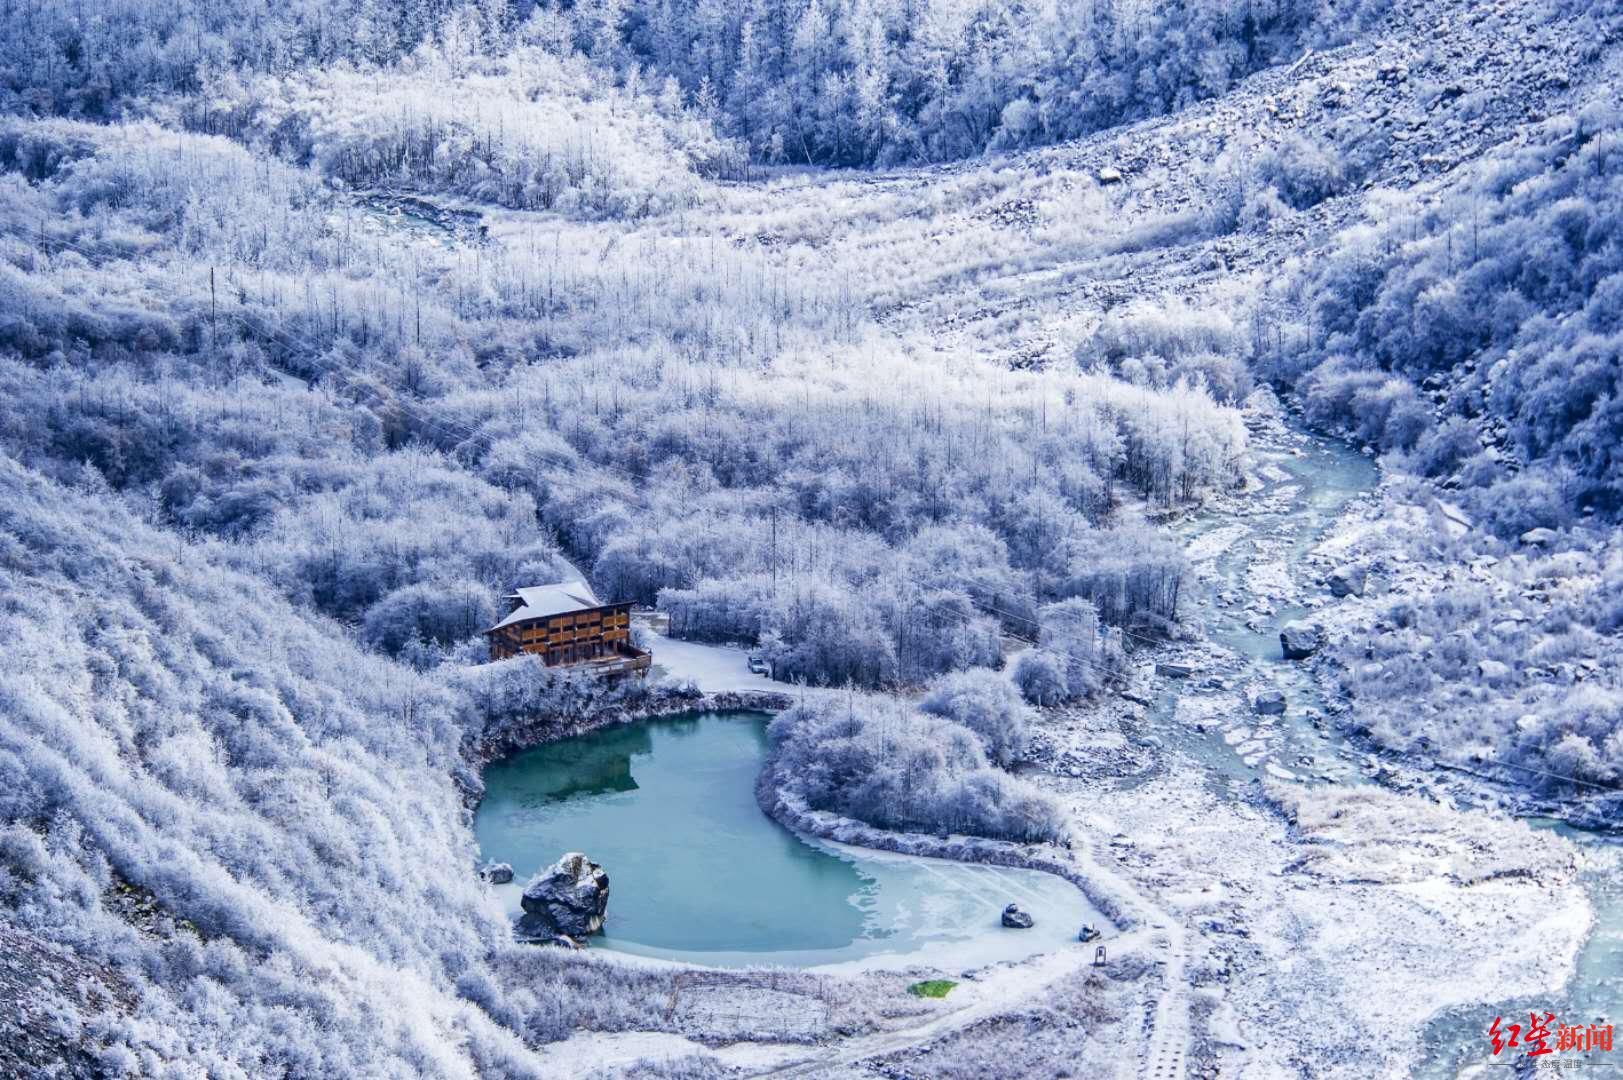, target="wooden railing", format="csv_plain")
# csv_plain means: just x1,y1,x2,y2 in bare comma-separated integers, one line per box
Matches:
579,645,651,677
